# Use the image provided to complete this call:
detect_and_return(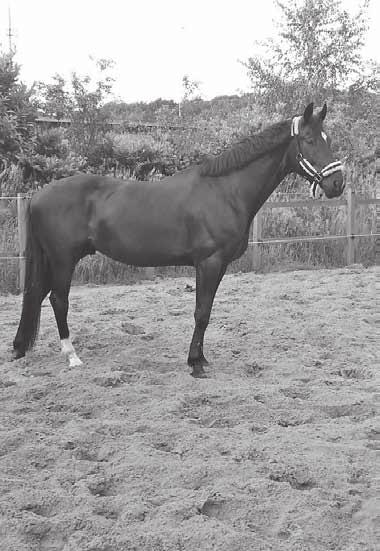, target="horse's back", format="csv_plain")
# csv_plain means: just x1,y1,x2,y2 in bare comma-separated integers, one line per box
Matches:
32,173,125,206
